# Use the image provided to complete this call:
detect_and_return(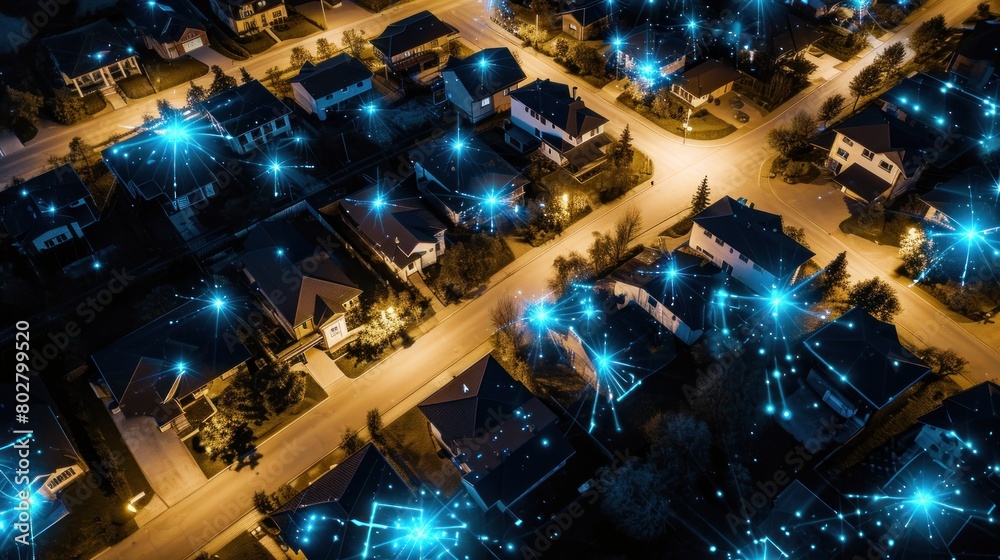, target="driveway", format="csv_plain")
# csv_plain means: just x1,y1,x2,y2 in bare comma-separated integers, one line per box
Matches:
295,347,346,389
107,402,207,507
765,172,852,233
710,91,766,130
805,48,844,83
